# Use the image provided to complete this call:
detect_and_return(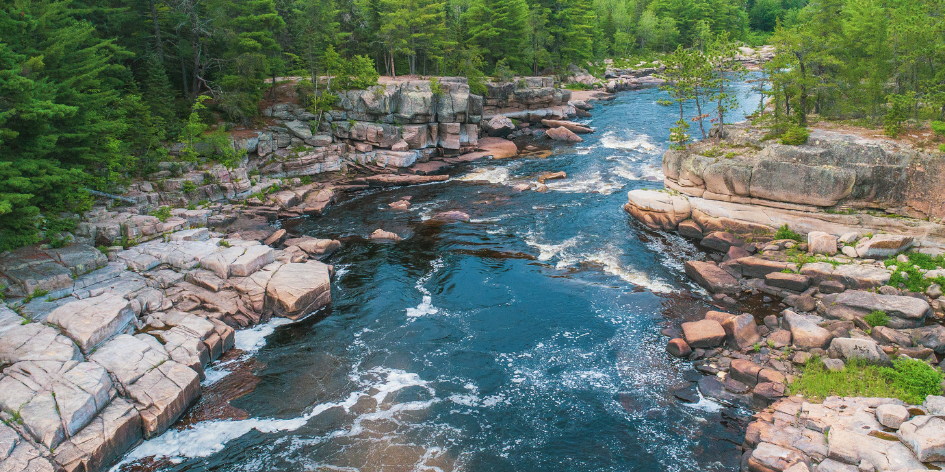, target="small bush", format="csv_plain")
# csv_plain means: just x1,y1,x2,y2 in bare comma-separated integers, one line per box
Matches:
774,224,803,242
181,181,197,193
884,357,945,405
780,125,809,145
864,310,889,327
429,77,444,97
931,120,945,136
150,206,172,222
